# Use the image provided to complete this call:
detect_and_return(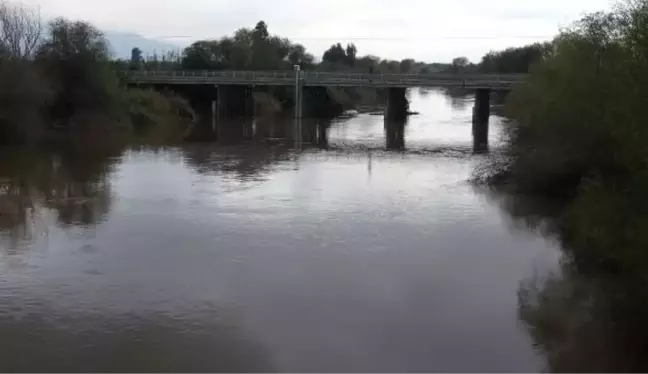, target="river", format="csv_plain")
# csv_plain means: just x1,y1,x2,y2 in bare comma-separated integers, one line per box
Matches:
0,89,560,372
